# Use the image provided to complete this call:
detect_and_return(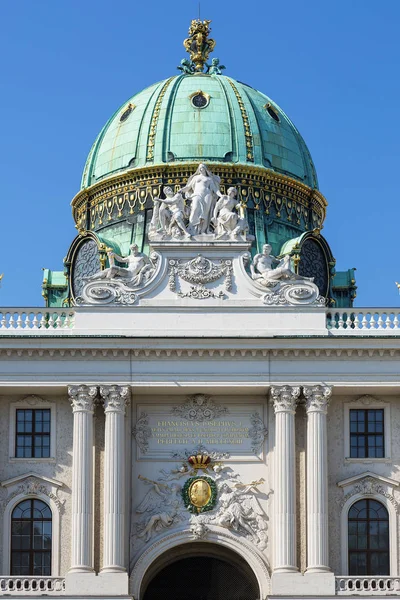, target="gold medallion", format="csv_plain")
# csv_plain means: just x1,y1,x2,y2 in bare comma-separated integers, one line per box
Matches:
188,478,212,508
